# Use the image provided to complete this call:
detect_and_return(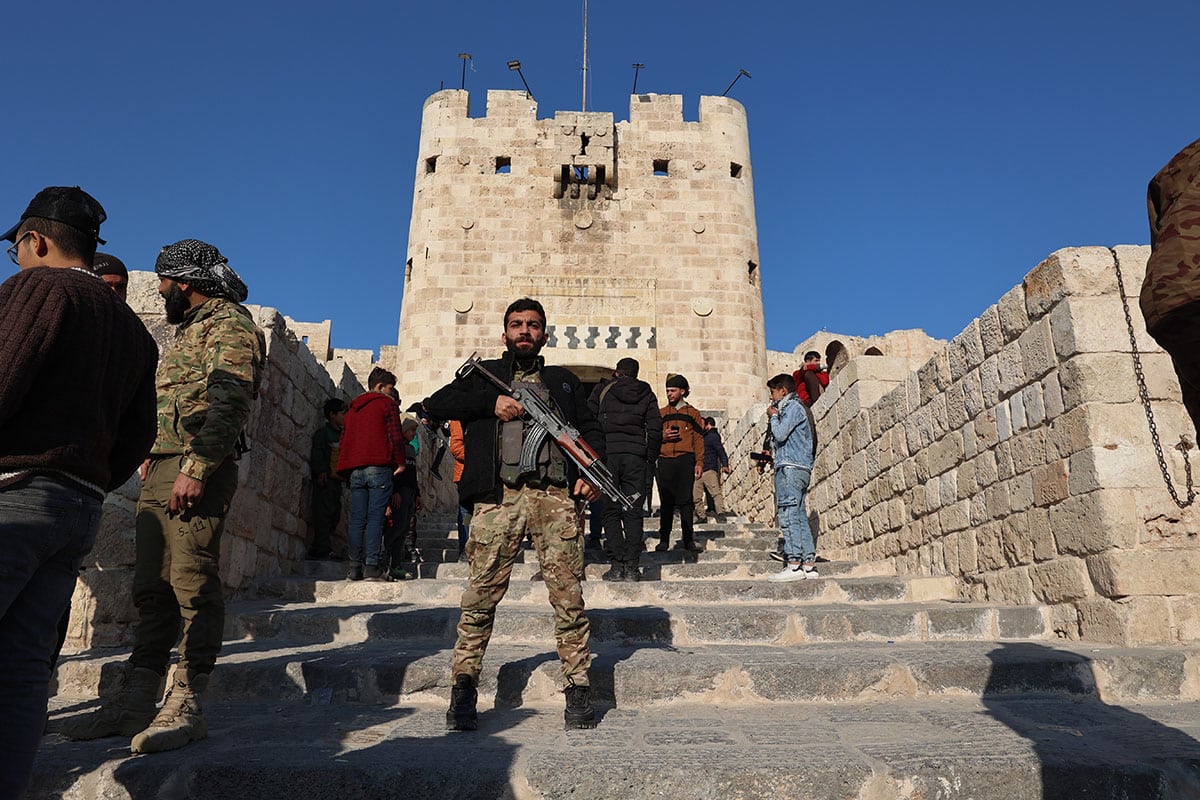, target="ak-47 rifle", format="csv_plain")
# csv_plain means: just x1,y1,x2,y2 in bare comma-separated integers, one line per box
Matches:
455,353,641,511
